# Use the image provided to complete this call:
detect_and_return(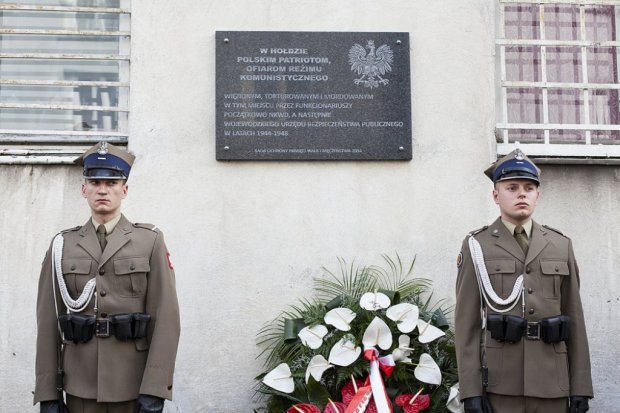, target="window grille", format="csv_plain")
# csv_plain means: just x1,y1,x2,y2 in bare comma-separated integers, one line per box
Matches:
496,0,620,163
0,0,130,164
